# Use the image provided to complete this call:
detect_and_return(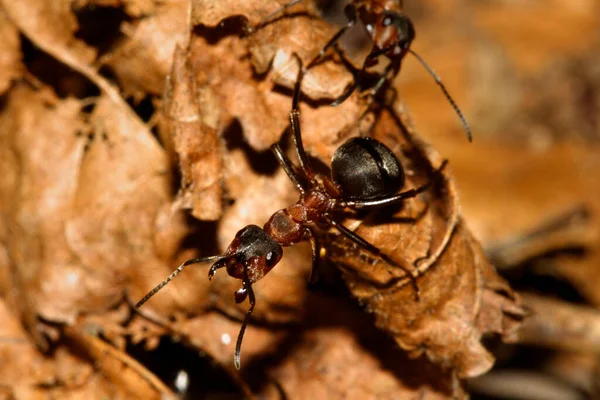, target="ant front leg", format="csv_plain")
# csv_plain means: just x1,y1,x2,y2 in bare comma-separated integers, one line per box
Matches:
359,59,400,113
271,143,306,194
234,265,256,370
290,54,317,182
325,216,420,299
305,6,357,71
304,228,323,284
331,45,396,107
